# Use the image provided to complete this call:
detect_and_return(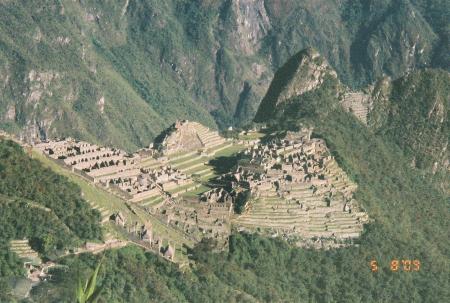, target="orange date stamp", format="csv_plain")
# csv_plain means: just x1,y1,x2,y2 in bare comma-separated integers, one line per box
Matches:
370,259,421,272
